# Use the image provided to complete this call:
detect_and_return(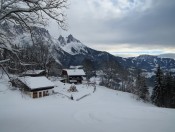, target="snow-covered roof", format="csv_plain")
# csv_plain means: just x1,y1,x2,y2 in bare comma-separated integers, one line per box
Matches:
63,69,85,76
19,76,54,90
22,70,45,75
70,65,83,69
